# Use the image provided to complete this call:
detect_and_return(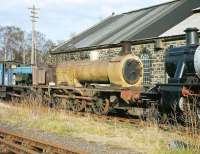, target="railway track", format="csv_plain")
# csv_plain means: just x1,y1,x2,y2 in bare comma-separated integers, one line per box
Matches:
72,111,143,125
0,102,197,138
0,127,87,154
3,101,191,131
68,110,199,134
